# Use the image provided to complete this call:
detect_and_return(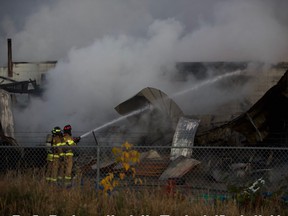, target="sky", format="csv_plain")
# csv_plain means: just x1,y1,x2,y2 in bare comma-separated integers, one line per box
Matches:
1,0,288,138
